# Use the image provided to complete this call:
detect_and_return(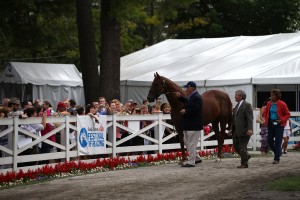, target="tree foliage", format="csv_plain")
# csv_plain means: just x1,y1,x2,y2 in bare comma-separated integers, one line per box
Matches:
99,0,122,101
76,0,99,104
168,0,300,38
0,0,78,69
1,0,300,103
